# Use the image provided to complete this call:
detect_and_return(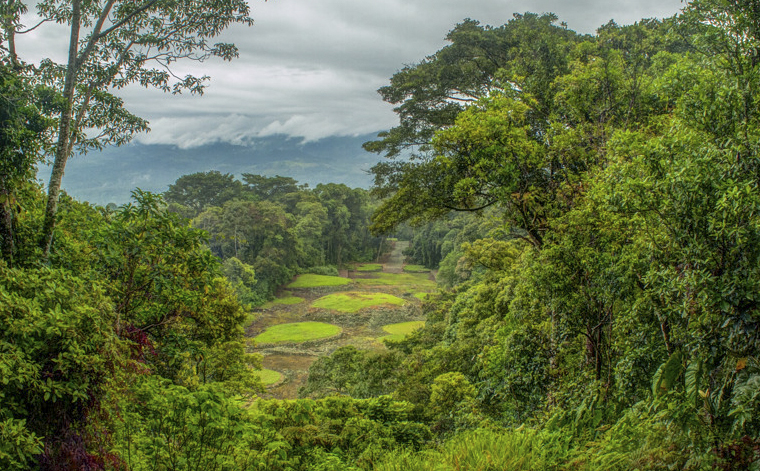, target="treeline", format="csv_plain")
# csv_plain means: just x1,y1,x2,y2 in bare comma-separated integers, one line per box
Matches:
164,172,383,304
